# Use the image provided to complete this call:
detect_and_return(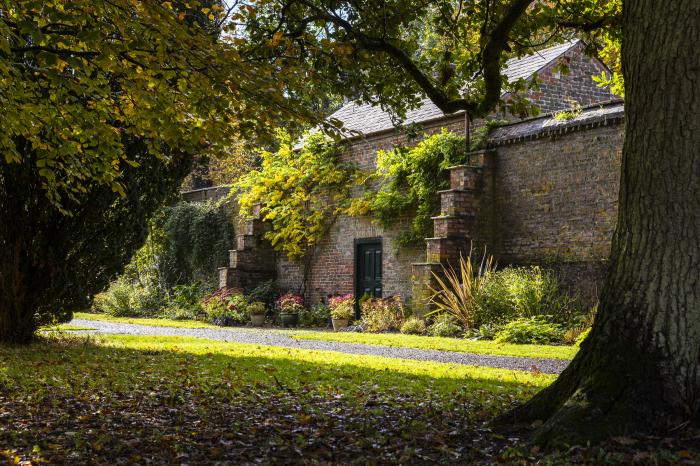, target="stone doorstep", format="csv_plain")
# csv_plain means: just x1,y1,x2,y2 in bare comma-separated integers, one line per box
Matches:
242,218,271,236
438,189,480,216
429,213,477,220
448,167,484,191
435,187,480,195
410,262,444,279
